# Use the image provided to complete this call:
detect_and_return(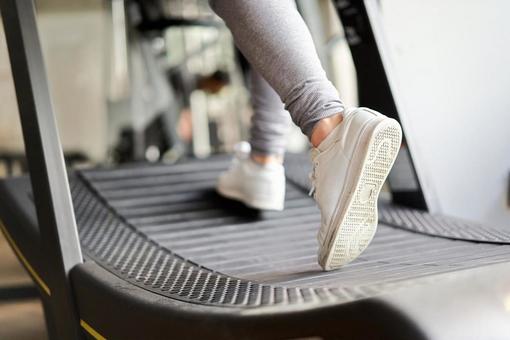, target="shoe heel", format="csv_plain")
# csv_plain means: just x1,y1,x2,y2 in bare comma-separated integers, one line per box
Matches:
321,119,402,270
